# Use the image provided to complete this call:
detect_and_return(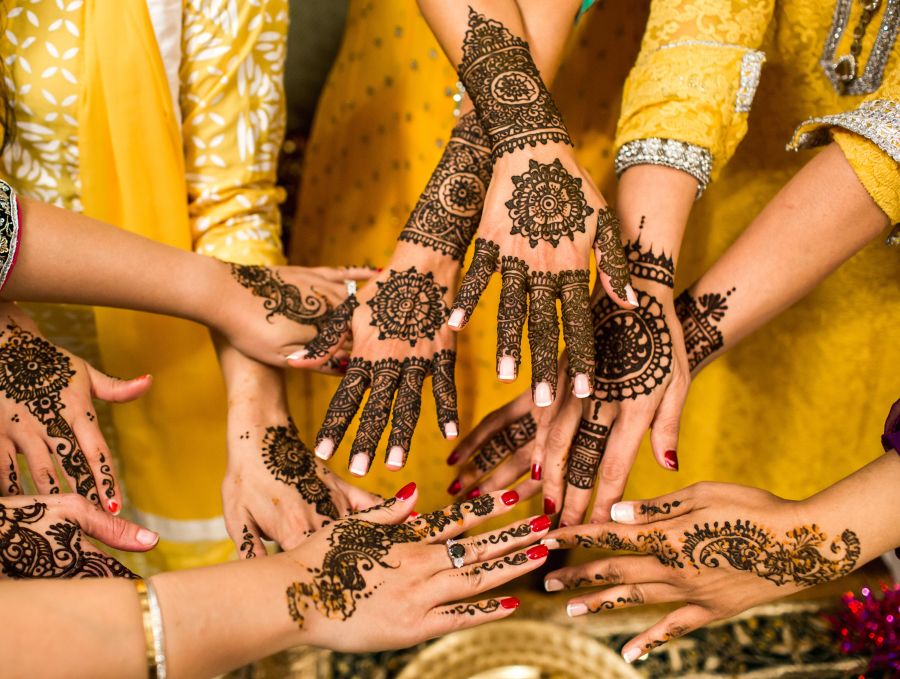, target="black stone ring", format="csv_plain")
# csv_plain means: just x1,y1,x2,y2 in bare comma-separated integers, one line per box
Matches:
446,538,466,569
